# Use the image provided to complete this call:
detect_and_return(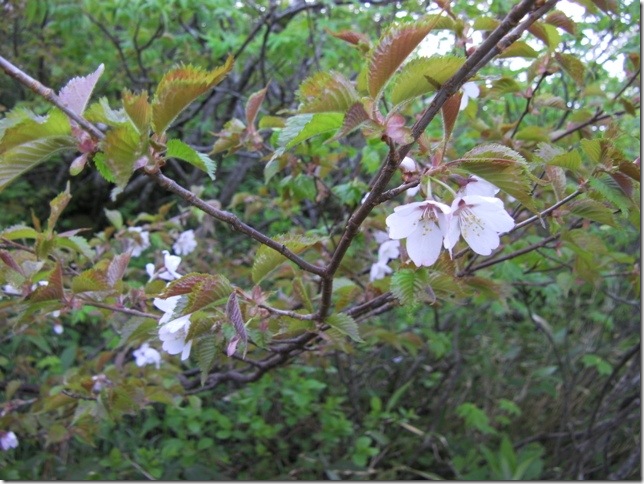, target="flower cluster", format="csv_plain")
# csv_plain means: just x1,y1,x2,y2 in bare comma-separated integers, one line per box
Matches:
153,296,193,361
386,176,514,267
369,231,400,281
